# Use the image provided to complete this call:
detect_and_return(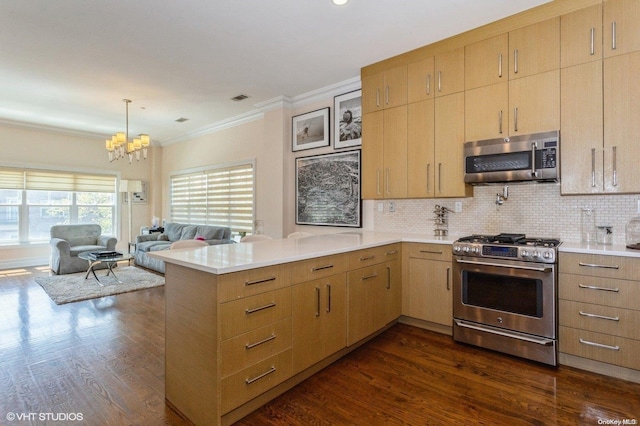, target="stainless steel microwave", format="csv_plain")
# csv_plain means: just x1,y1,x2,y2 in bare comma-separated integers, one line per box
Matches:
463,131,559,184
